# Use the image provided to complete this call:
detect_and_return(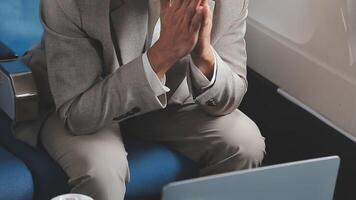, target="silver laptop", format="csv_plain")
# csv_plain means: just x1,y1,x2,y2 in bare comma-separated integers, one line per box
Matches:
162,156,340,200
